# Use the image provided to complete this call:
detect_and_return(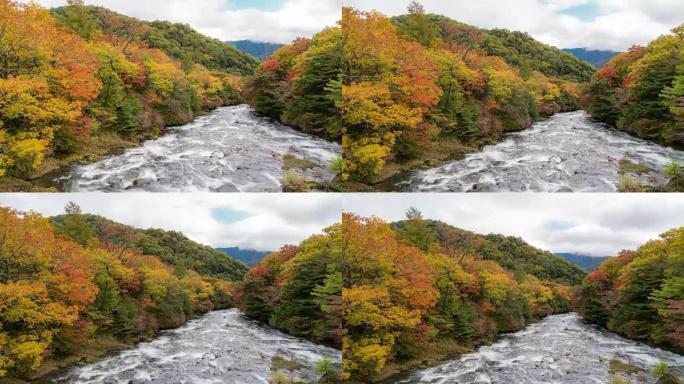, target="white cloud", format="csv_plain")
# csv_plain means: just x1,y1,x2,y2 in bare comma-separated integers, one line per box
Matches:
343,0,684,51
0,193,341,251
23,0,341,44
3,193,681,257
343,194,684,256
